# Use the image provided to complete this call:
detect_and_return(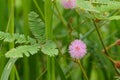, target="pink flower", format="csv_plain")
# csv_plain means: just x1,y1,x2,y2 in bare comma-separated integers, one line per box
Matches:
61,0,76,9
69,40,87,59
